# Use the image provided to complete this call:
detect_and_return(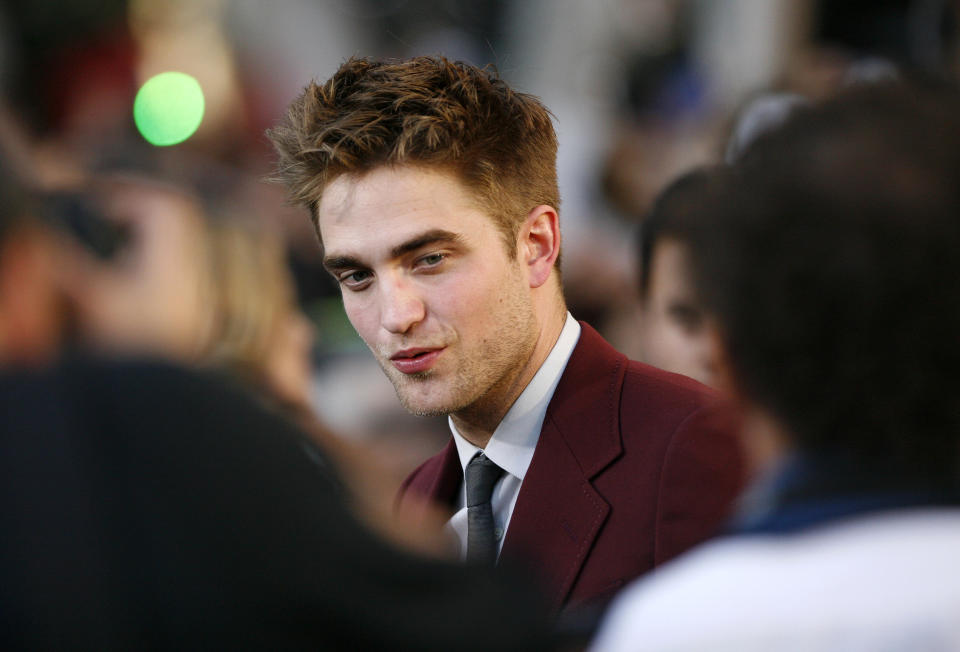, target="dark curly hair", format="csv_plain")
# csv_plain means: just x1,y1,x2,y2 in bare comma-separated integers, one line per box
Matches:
266,56,559,258
688,81,960,479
